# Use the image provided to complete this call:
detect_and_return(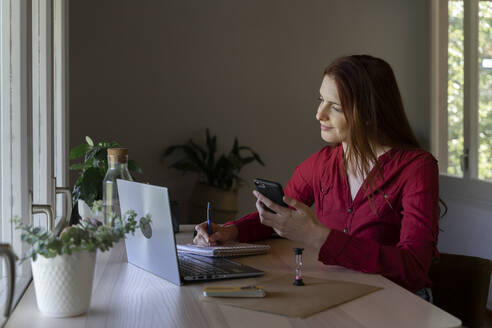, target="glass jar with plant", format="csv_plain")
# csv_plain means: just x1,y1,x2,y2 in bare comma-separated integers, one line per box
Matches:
69,136,142,224
162,128,265,223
